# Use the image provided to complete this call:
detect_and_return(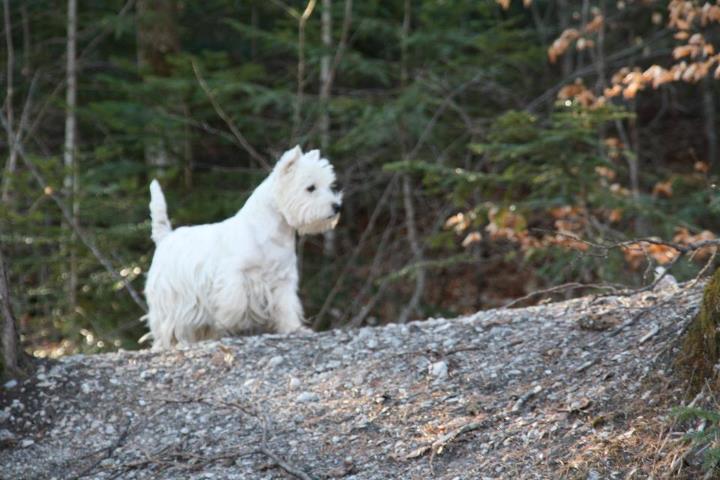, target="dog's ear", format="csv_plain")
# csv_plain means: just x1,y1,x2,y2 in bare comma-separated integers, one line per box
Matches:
305,149,320,162
277,145,302,174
